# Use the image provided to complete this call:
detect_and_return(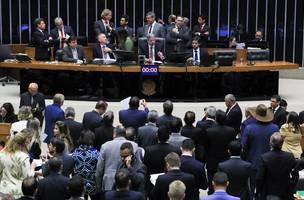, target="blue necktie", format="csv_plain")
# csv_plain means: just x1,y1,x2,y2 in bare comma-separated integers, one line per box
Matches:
194,50,198,62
